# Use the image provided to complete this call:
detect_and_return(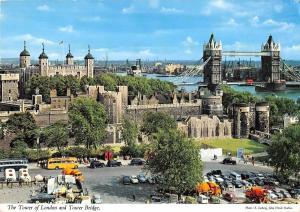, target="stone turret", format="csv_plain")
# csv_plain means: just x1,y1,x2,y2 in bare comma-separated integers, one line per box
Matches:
233,103,250,138
66,44,74,65
255,102,270,133
20,41,31,68
39,43,49,76
84,45,94,78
